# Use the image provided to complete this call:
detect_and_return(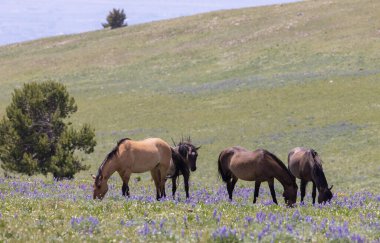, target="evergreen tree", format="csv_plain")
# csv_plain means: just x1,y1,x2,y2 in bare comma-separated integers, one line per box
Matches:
0,81,96,179
102,8,127,29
